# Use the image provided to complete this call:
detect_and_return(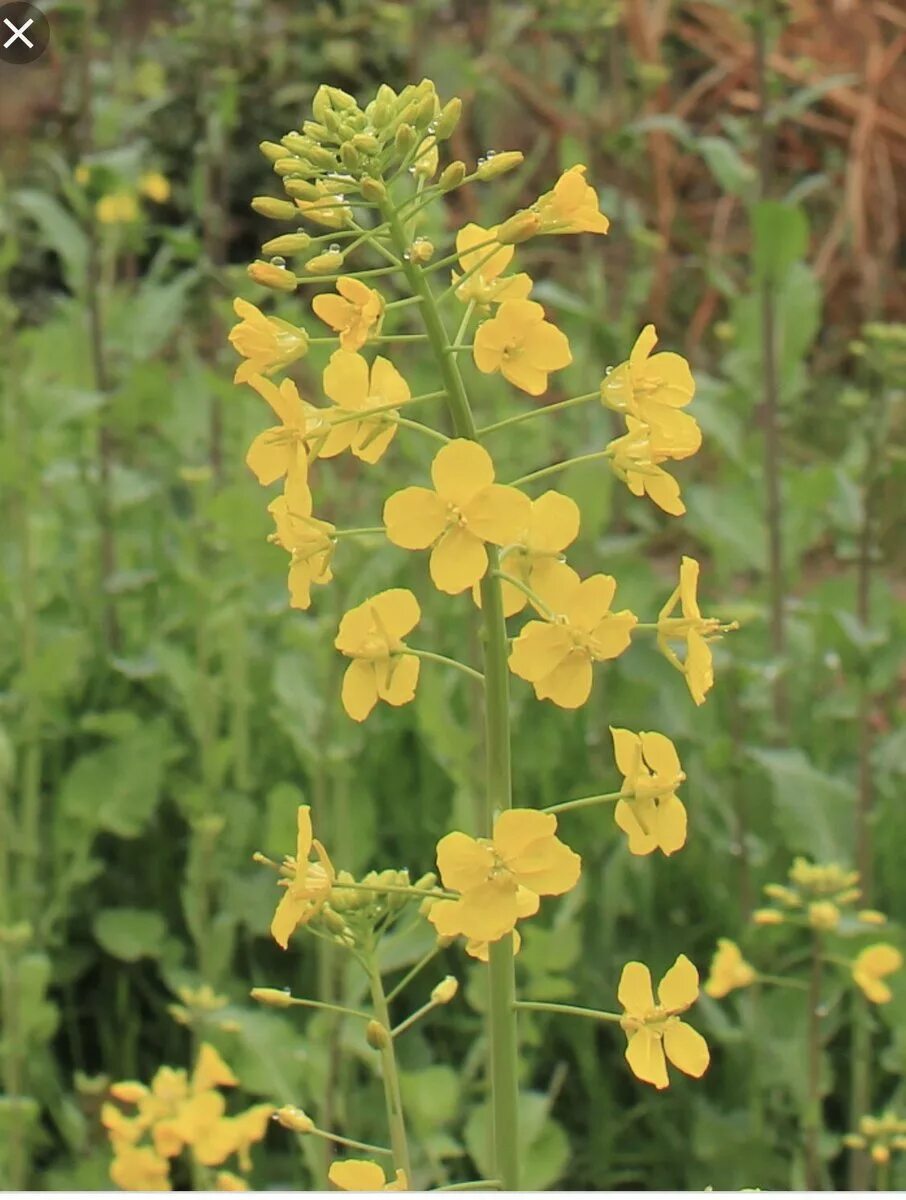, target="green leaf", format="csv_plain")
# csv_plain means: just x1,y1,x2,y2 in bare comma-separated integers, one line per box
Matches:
464,1091,570,1189
13,189,87,292
748,747,853,860
698,137,757,197
93,908,167,962
752,201,809,283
